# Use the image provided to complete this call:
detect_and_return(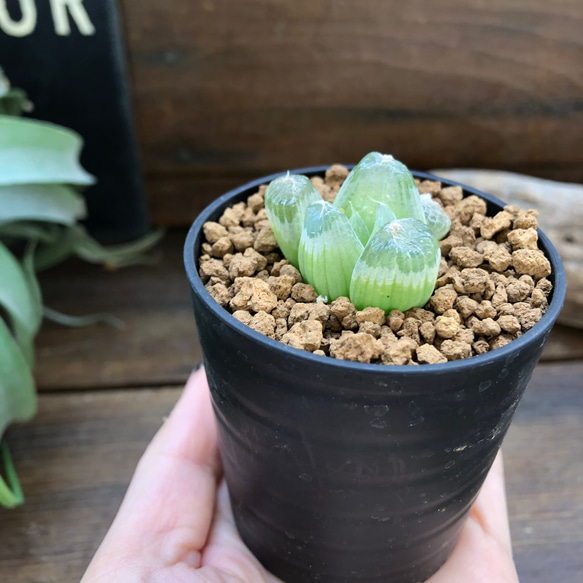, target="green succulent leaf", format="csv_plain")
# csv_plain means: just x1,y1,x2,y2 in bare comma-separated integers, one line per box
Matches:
350,218,440,313
0,68,32,117
74,228,165,268
264,173,322,268
372,202,398,236
0,441,25,508
298,200,364,301
22,242,43,330
0,116,96,186
0,89,33,117
0,184,87,226
420,194,452,240
33,226,165,272
43,306,125,330
334,152,426,232
0,241,42,364
0,69,166,508
0,221,62,244
0,317,37,444
33,225,86,271
348,205,370,246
